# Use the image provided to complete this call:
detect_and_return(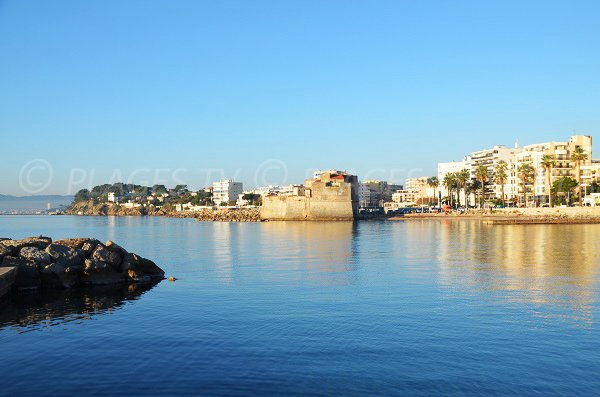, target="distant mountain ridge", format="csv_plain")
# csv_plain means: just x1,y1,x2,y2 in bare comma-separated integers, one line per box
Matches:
0,194,73,211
